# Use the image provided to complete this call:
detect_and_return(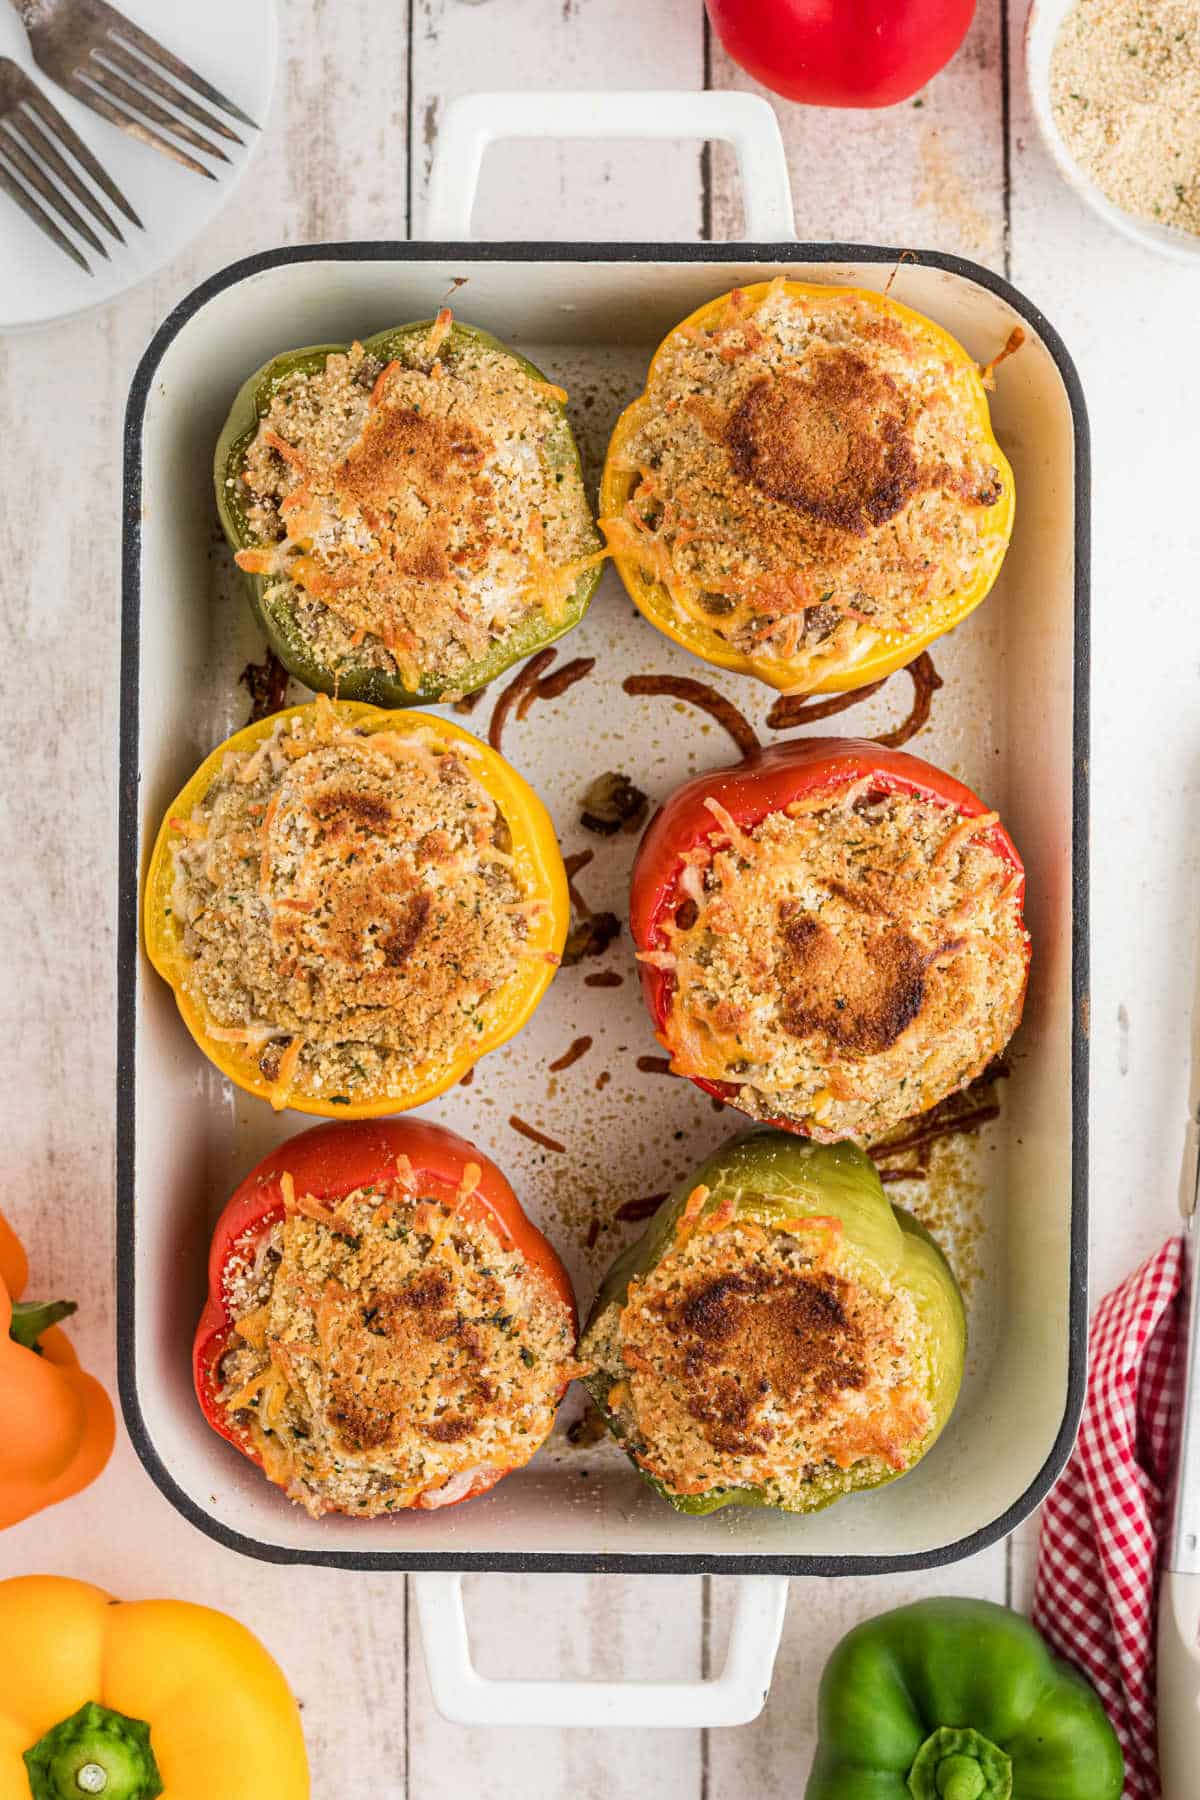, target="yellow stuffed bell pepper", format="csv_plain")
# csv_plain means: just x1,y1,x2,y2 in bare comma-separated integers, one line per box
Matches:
0,1576,308,1800
0,1214,114,1531
143,696,568,1117
600,278,1015,696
